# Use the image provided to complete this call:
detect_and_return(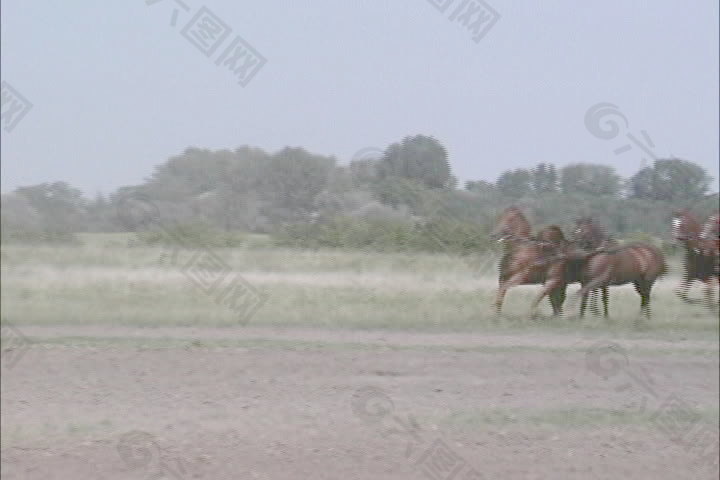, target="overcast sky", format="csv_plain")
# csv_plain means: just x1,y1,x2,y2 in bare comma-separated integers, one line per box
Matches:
1,0,718,195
